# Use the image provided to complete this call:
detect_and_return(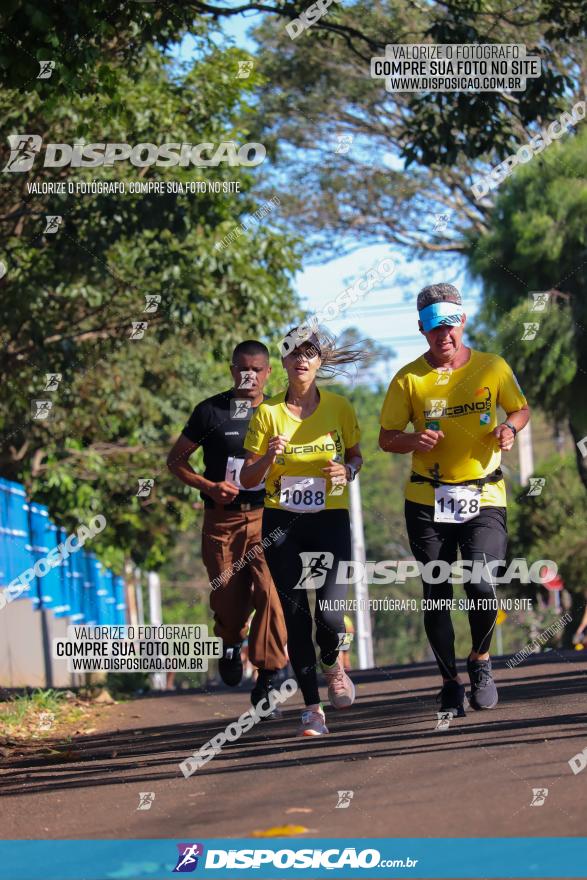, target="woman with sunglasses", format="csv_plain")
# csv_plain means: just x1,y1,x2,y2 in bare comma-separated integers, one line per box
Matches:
241,326,364,736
